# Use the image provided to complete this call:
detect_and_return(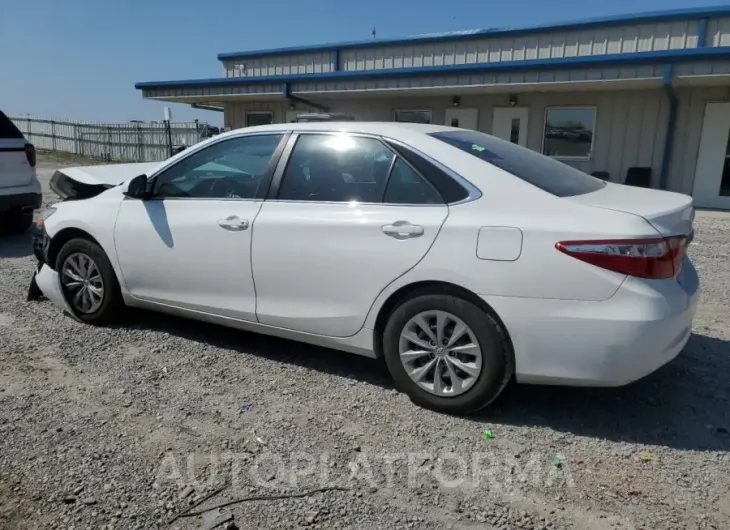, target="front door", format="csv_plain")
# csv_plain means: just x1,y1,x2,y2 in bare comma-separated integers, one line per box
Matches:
445,108,479,130
252,132,448,337
693,102,730,209
114,133,287,321
492,107,529,146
